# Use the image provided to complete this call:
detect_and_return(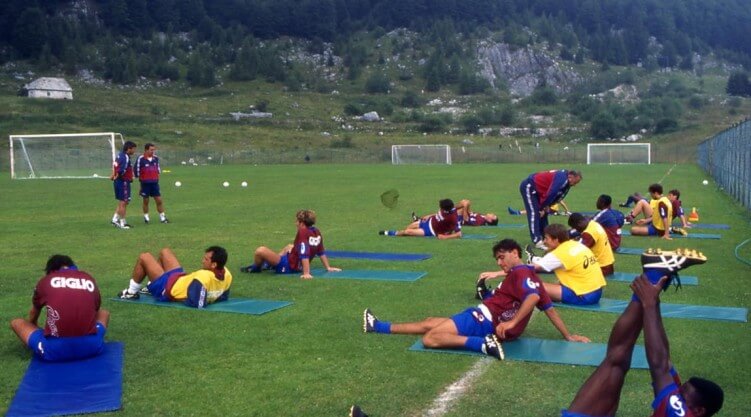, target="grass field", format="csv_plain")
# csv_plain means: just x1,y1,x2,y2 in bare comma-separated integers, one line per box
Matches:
0,162,749,417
